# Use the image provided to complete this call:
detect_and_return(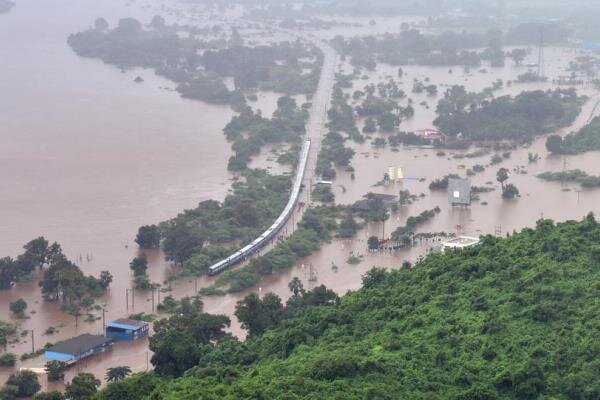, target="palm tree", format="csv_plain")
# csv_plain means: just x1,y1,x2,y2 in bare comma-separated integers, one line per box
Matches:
105,366,132,383
288,277,305,297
